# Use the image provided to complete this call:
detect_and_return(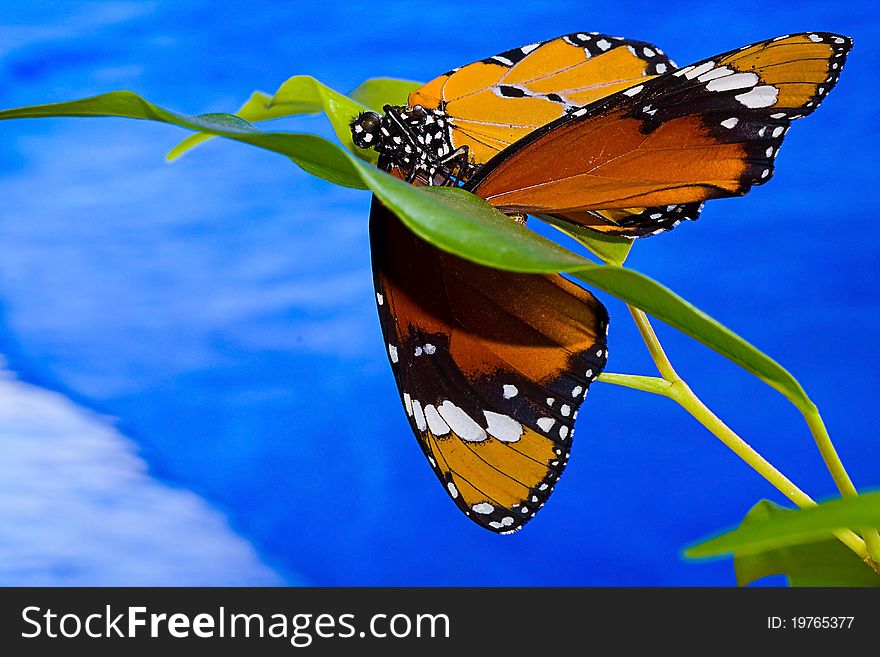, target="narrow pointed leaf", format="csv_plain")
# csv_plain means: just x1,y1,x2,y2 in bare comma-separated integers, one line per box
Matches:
269,75,374,161
167,90,321,161
569,265,813,412
685,492,880,558
732,501,880,587
349,77,423,112
349,180,814,413
538,213,634,265
0,91,369,189
0,87,817,412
